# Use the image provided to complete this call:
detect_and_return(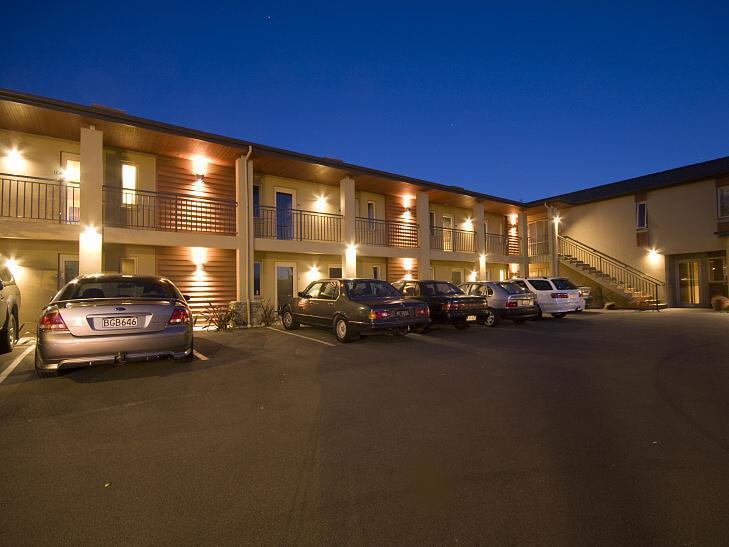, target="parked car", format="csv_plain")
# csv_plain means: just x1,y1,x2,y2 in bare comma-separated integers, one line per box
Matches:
392,279,491,329
511,277,585,319
0,258,21,353
460,281,539,325
280,278,430,342
577,286,592,310
35,274,193,377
